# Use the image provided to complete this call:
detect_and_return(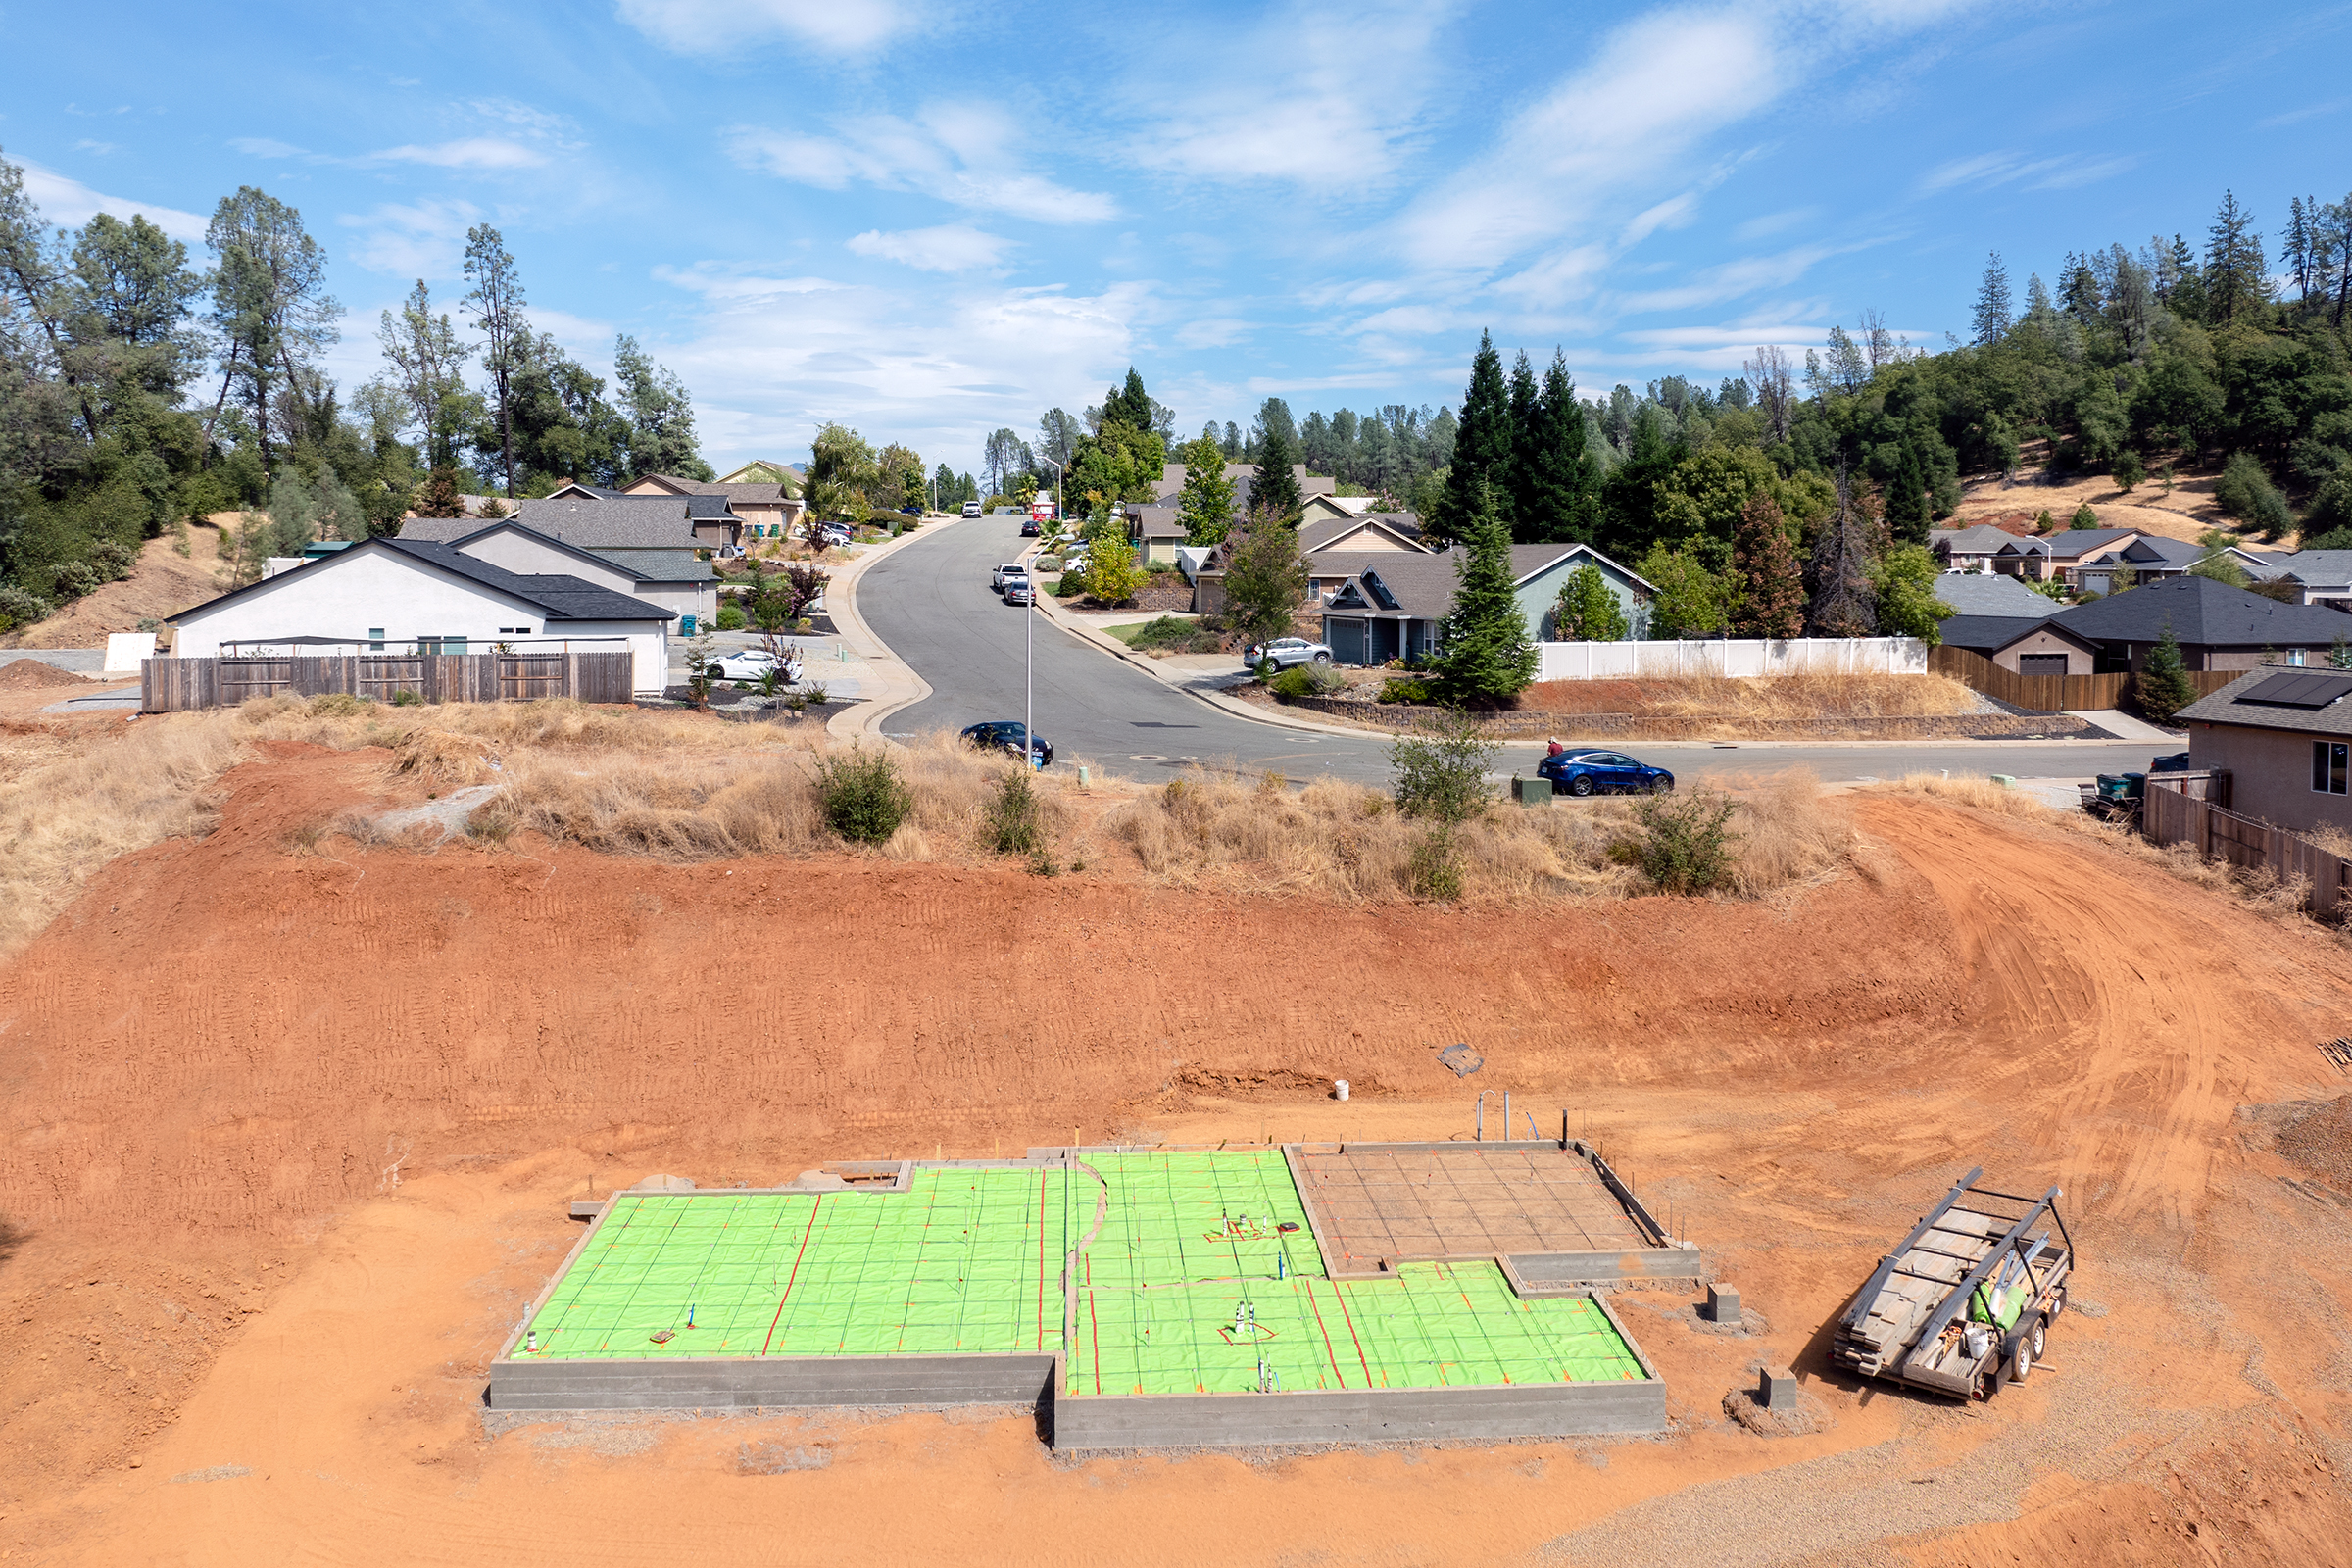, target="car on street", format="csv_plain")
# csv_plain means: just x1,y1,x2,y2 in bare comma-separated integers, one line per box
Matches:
959,720,1054,766
962,500,984,517
1243,636,1333,672
993,562,1030,592
1537,749,1674,797
1019,517,1042,536
1004,579,1035,605
704,648,802,684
